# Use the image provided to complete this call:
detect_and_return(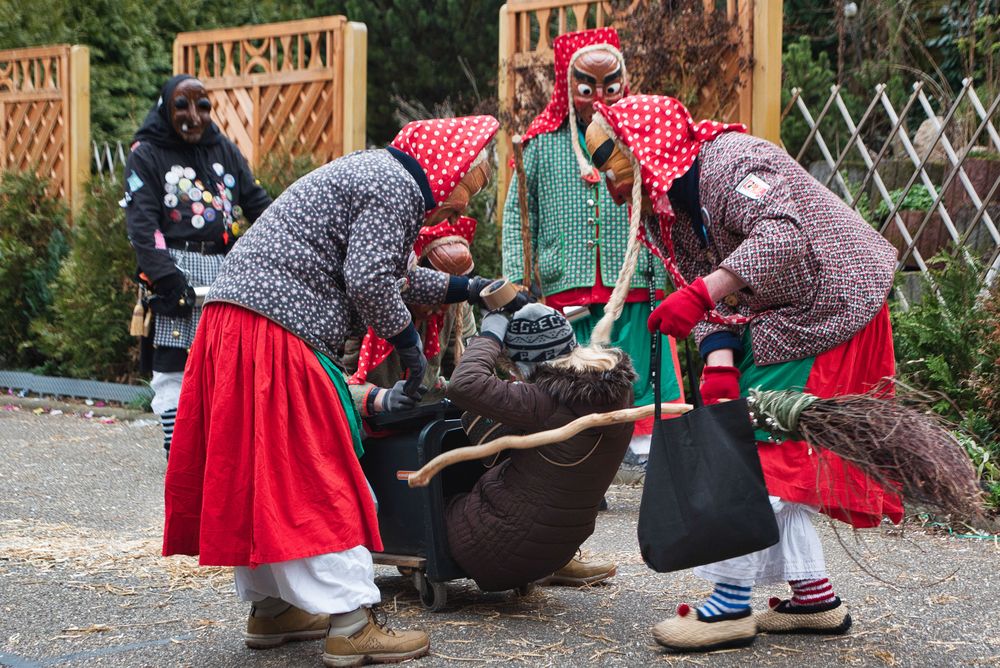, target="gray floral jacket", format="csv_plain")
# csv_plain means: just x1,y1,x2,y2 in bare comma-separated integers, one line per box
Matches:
651,132,897,366
208,149,449,358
